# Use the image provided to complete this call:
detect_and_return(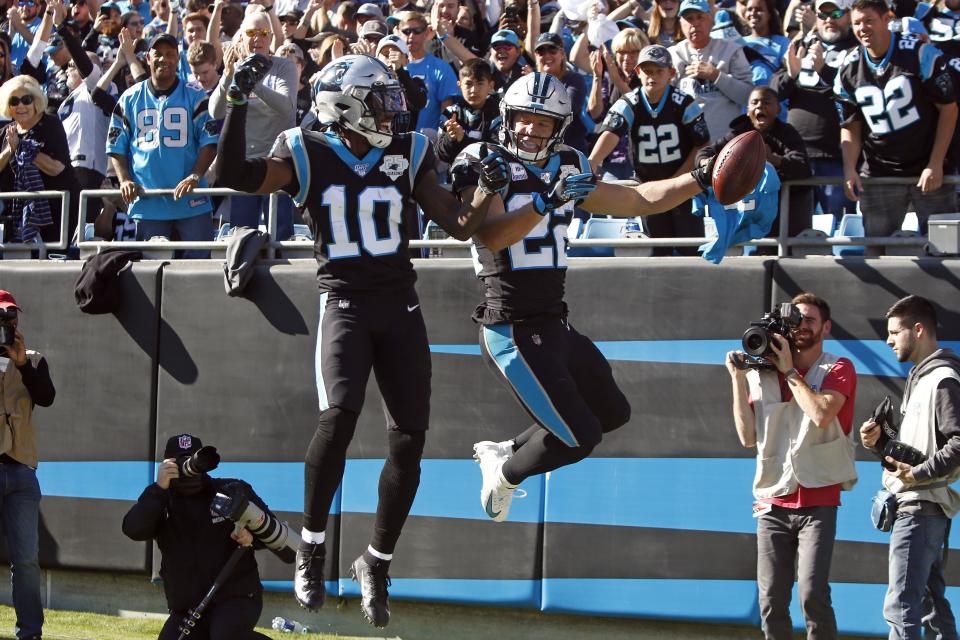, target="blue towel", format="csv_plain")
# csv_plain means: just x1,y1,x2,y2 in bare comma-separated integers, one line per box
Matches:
11,137,53,243
691,163,781,264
